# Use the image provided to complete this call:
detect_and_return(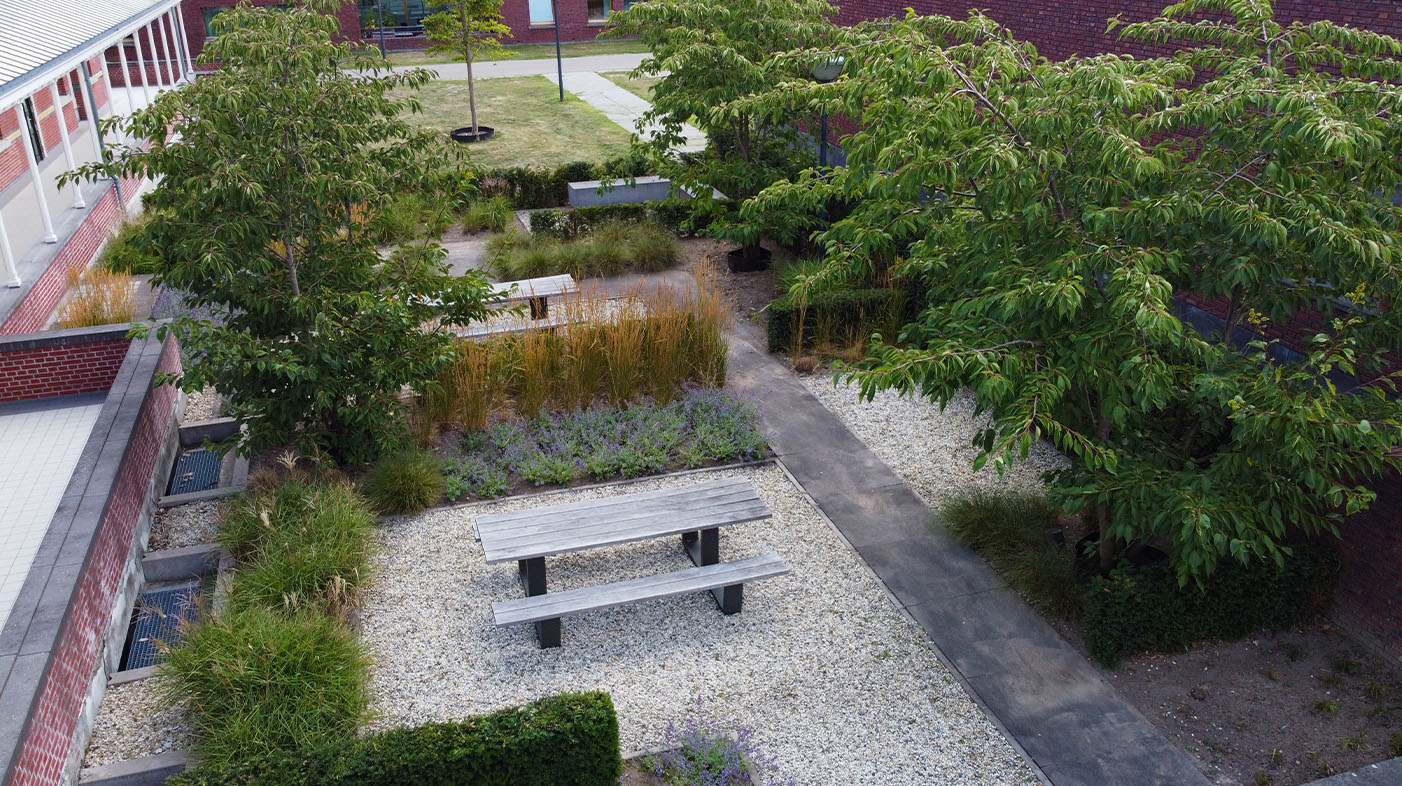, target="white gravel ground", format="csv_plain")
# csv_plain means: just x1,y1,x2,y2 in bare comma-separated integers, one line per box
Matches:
183,387,222,422
362,464,1040,785
149,500,222,550
83,678,189,768
798,374,1068,506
